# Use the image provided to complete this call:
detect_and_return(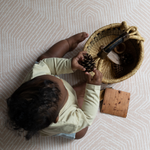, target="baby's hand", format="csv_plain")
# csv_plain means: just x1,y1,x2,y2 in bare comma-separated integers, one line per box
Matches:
85,68,103,85
71,51,87,72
